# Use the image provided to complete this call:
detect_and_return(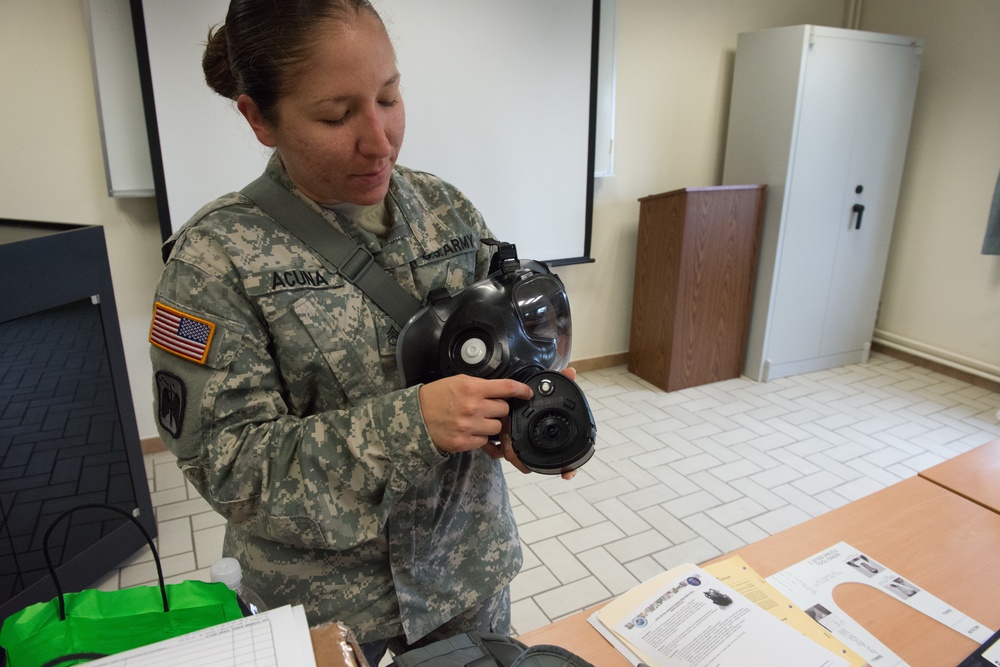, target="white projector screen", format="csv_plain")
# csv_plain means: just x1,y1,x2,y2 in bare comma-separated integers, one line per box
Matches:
132,0,597,264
